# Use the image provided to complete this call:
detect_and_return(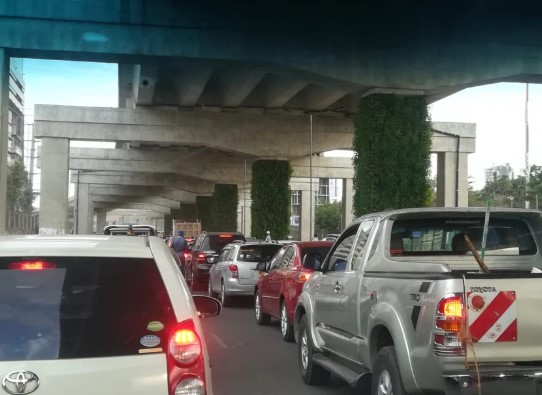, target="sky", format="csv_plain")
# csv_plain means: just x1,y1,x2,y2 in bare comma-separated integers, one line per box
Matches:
20,59,542,194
